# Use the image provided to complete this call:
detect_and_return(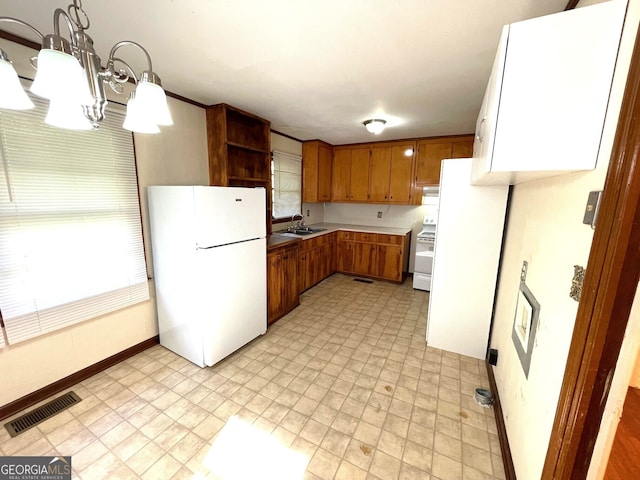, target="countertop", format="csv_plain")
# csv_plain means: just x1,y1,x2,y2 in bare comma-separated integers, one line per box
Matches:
270,222,412,242
267,234,301,251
